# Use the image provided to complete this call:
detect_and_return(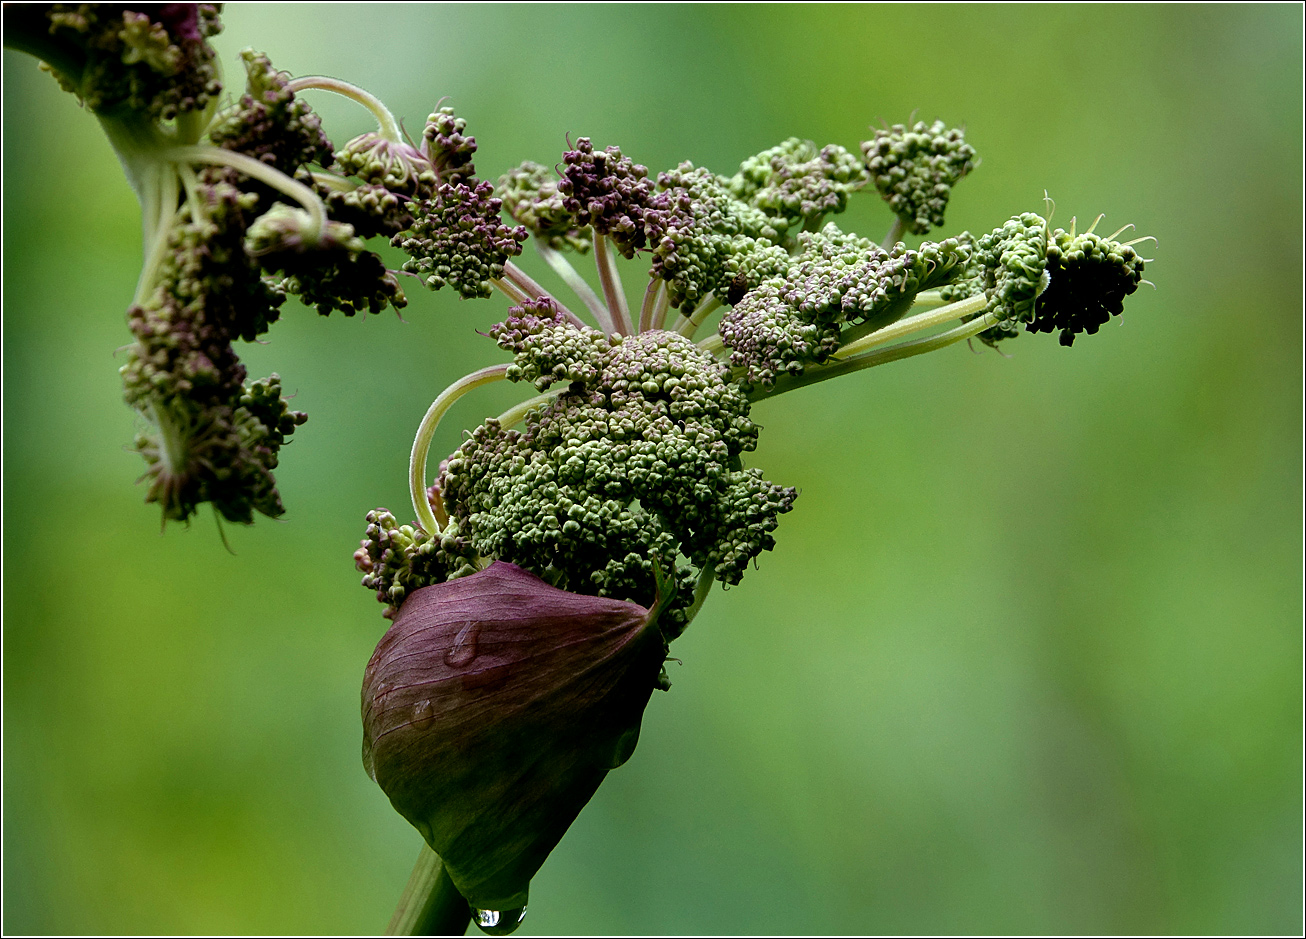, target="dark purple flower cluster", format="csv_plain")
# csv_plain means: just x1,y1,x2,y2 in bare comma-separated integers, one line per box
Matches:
558,138,666,258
